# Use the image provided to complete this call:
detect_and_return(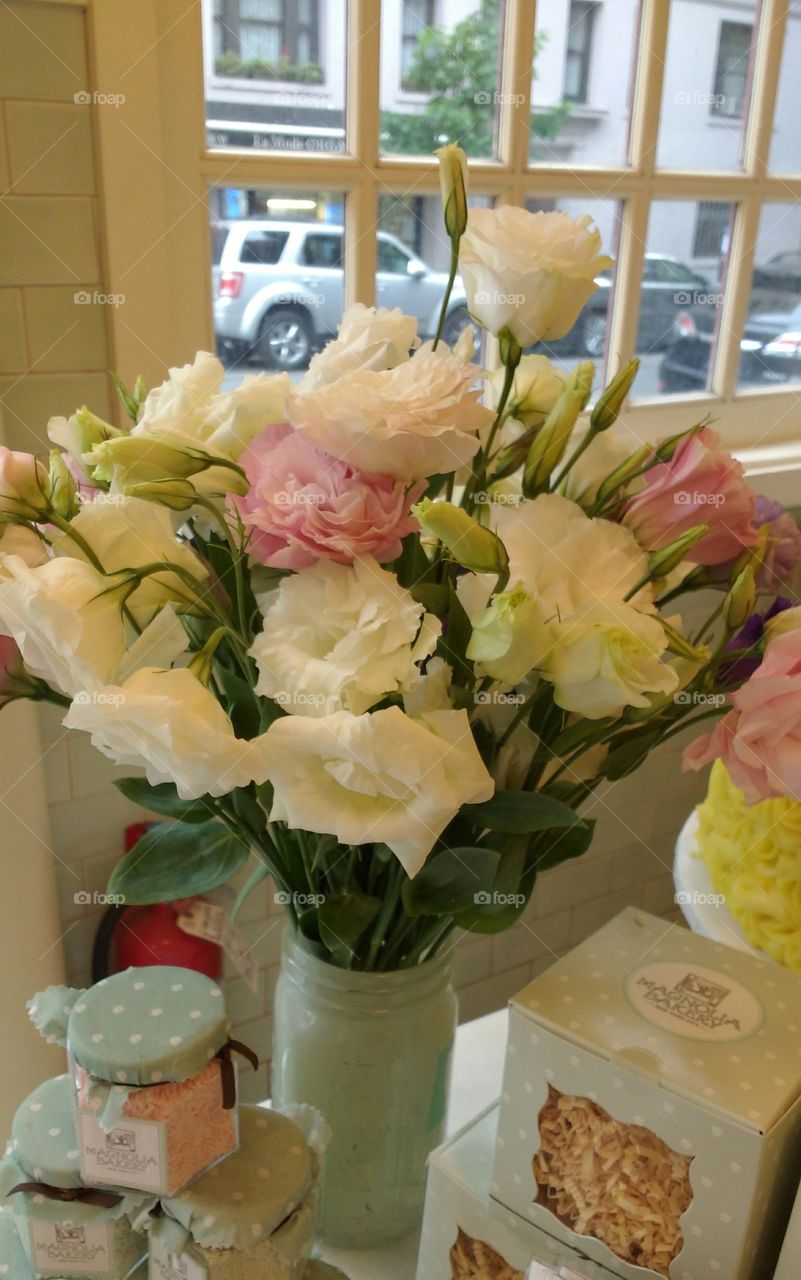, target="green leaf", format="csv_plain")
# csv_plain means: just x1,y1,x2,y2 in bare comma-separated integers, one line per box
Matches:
603,727,664,781
410,582,449,615
317,894,381,965
214,664,262,740
114,777,215,824
402,846,500,918
462,790,584,835
230,785,267,838
532,818,597,872
440,580,473,685
108,820,249,904
232,857,272,924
